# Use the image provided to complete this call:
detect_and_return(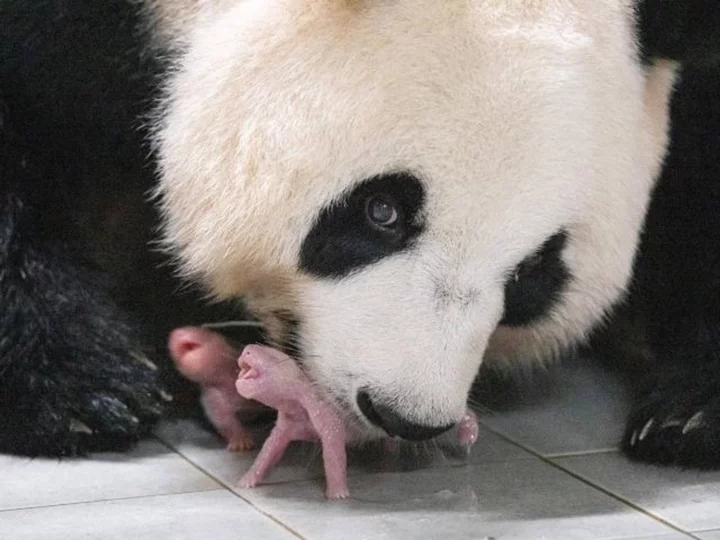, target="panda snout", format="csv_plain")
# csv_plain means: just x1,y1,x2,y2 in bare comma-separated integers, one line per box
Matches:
356,389,454,441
